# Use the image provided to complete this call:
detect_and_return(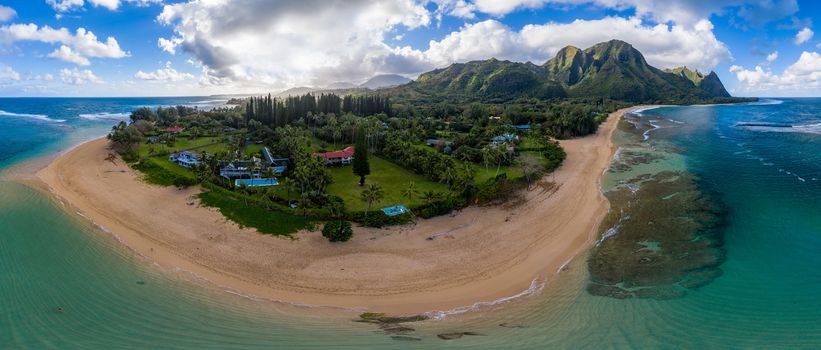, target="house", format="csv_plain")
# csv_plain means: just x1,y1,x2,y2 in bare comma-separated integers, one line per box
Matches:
425,139,453,154
165,126,185,134
146,136,160,143
512,124,531,130
491,132,518,146
317,146,354,166
169,151,201,168
261,147,288,174
218,159,263,179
